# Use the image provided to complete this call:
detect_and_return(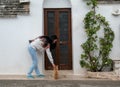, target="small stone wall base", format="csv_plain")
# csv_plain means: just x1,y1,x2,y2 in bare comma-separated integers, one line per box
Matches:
87,71,120,80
